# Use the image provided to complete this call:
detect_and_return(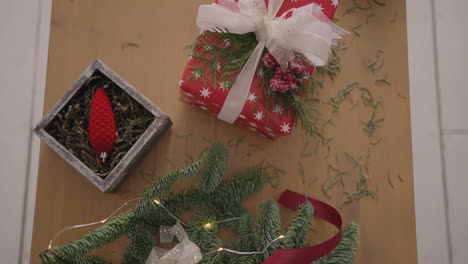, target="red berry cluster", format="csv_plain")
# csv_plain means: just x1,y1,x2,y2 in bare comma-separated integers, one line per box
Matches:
261,52,306,93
